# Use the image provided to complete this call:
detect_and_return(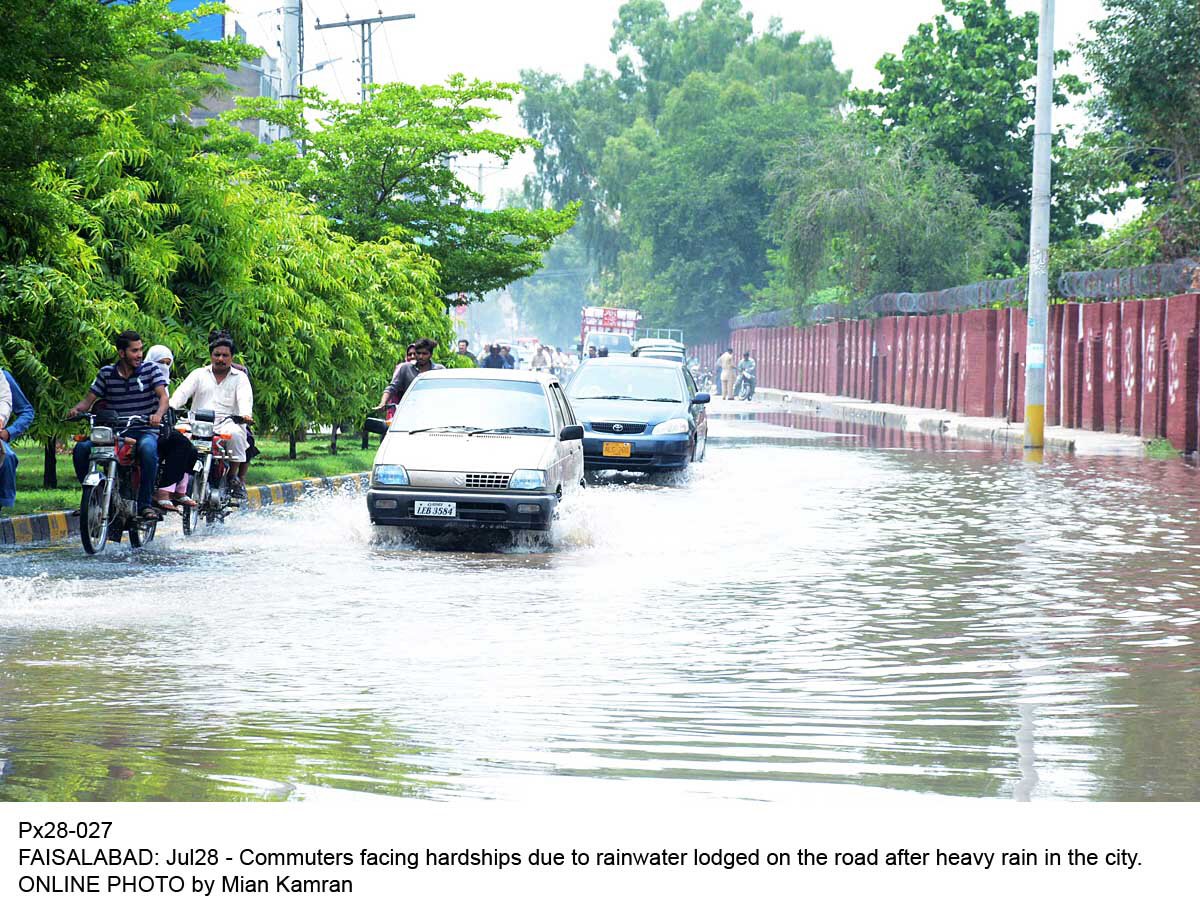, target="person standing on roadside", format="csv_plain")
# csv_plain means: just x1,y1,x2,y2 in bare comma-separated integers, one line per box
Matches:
67,331,169,520
718,347,736,399
0,368,34,512
377,338,444,407
457,339,477,366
